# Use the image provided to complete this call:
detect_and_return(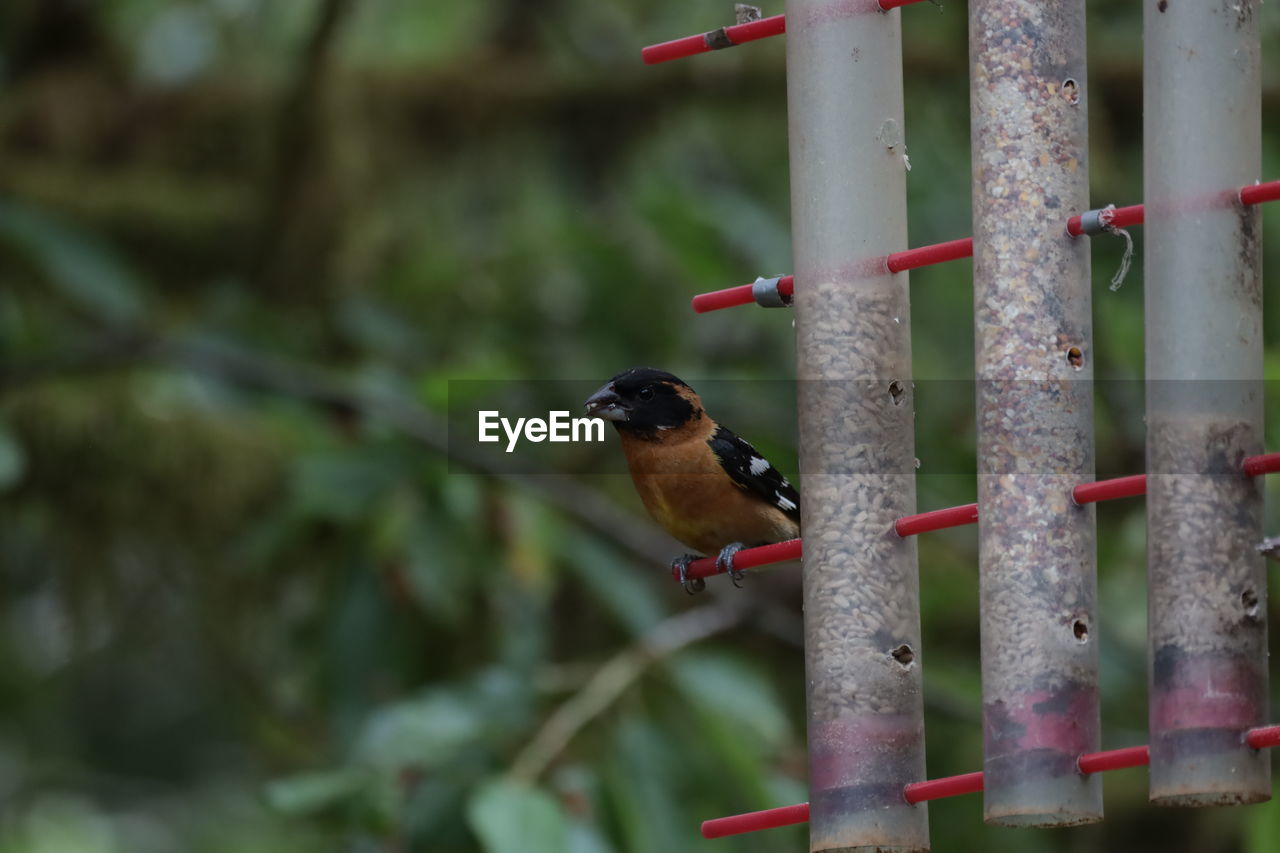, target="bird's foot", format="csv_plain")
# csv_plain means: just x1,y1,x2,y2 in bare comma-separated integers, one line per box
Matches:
671,554,706,594
716,542,748,588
